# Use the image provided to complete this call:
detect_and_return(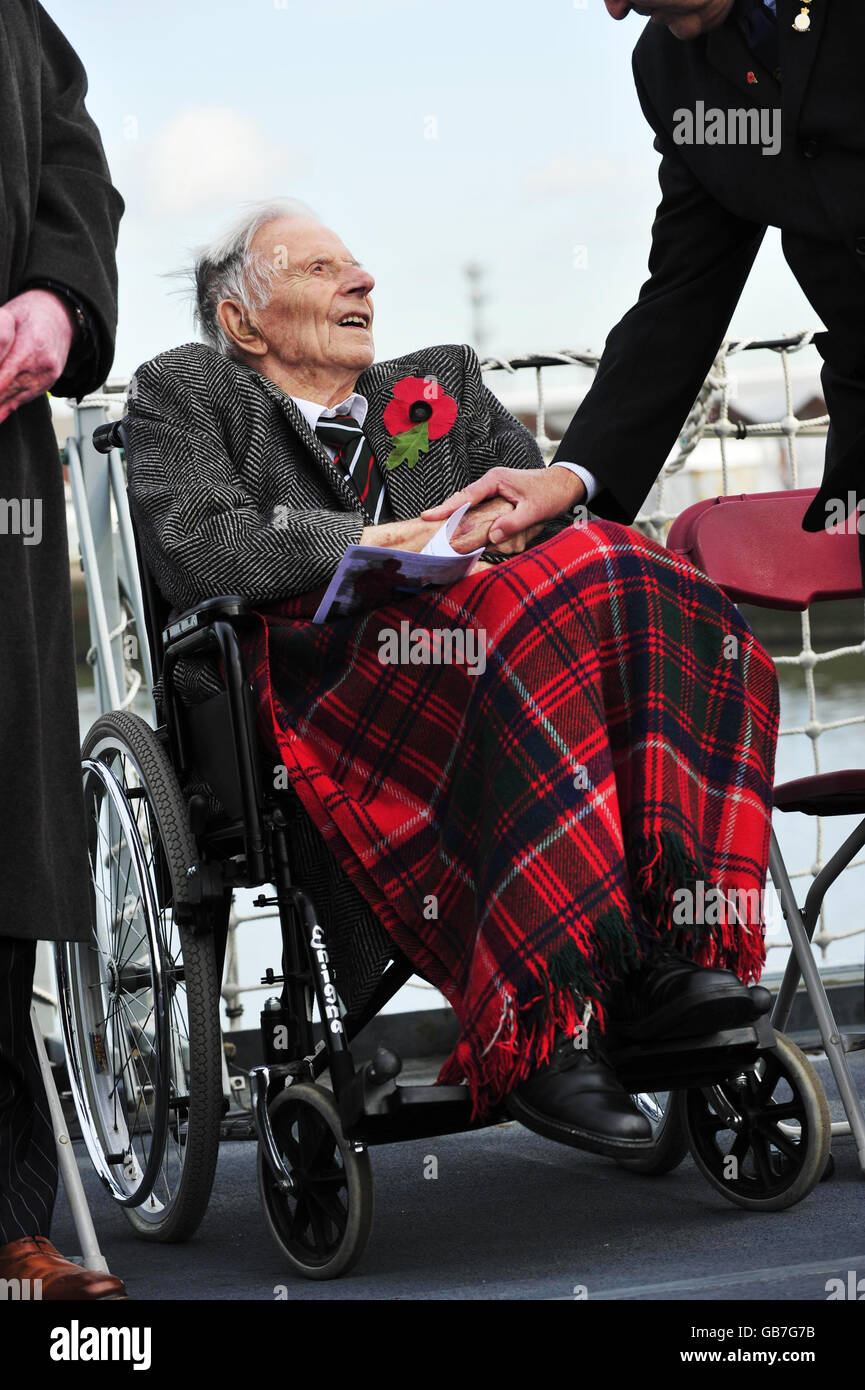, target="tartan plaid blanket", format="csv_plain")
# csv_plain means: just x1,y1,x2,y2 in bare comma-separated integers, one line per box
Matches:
246,522,780,1118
